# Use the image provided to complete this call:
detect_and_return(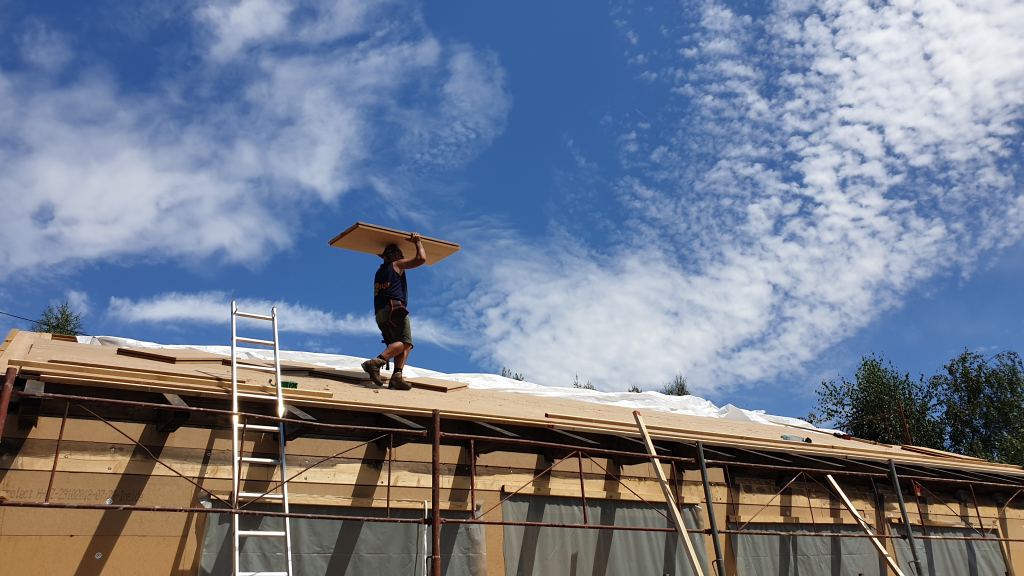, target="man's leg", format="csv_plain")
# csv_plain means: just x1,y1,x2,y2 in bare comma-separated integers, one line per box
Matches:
389,344,414,390
393,344,412,370
379,341,407,361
